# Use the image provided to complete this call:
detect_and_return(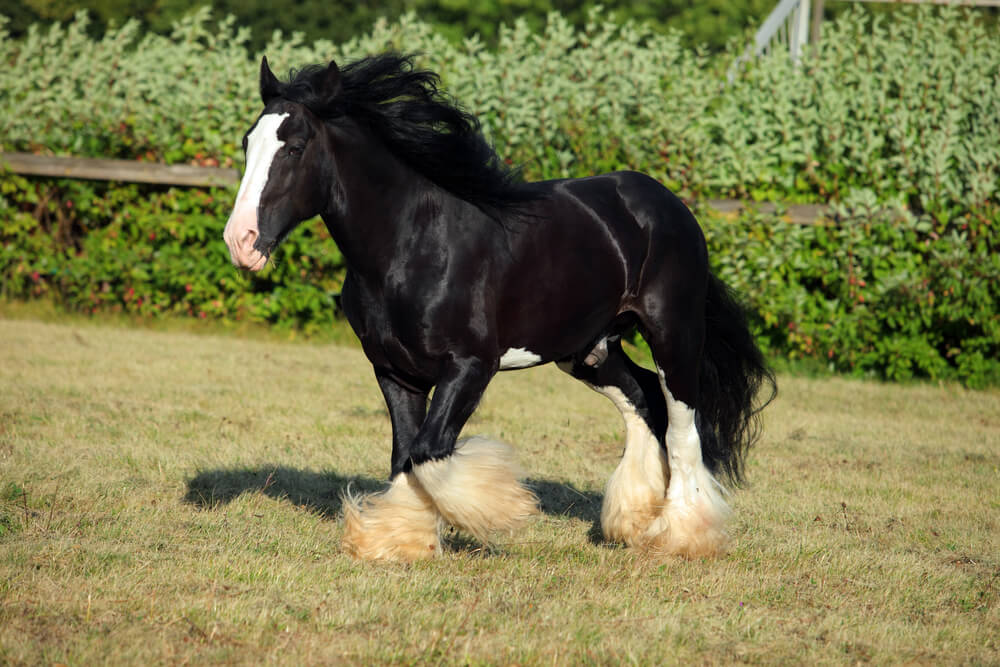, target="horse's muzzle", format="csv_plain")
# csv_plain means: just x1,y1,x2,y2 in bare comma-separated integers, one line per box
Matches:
223,212,268,271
